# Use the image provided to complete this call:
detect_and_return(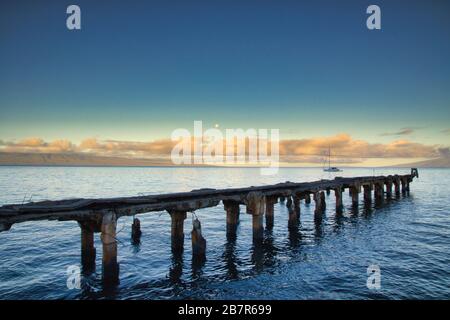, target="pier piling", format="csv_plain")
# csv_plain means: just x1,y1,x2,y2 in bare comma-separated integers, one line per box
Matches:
191,218,206,258
304,193,311,204
293,195,301,217
350,184,360,207
385,180,393,198
224,200,240,236
246,192,265,242
403,177,410,192
265,196,277,229
394,178,401,195
314,191,326,218
169,211,187,253
320,191,326,209
374,182,384,203
79,222,96,272
286,196,293,211
101,211,119,285
287,195,300,225
406,179,410,192
131,217,142,244
334,187,343,213
363,184,372,204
